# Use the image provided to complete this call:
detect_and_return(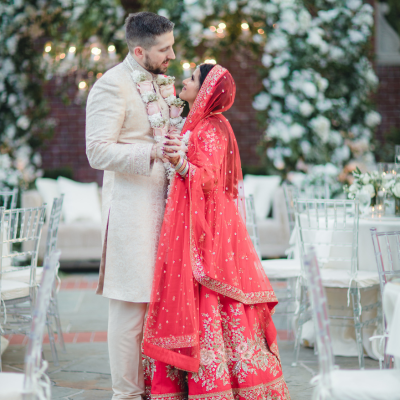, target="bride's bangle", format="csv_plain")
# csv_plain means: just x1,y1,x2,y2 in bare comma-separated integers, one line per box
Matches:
179,162,189,177
176,159,187,174
174,157,184,171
